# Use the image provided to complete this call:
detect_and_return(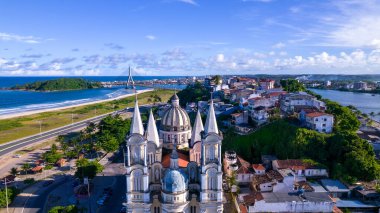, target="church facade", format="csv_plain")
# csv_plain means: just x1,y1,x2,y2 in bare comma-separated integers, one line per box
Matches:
124,94,224,213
